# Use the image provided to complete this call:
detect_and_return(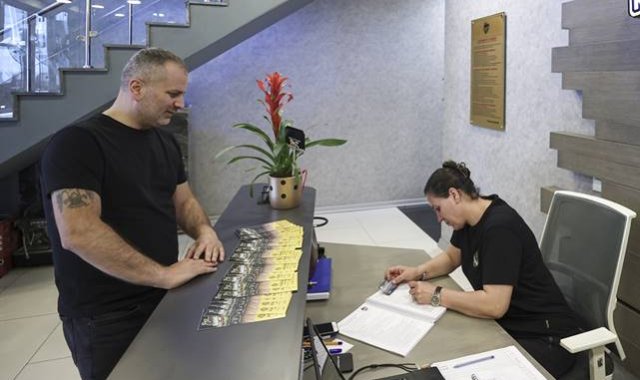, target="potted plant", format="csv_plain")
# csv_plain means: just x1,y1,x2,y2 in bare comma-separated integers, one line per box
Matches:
216,72,347,209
